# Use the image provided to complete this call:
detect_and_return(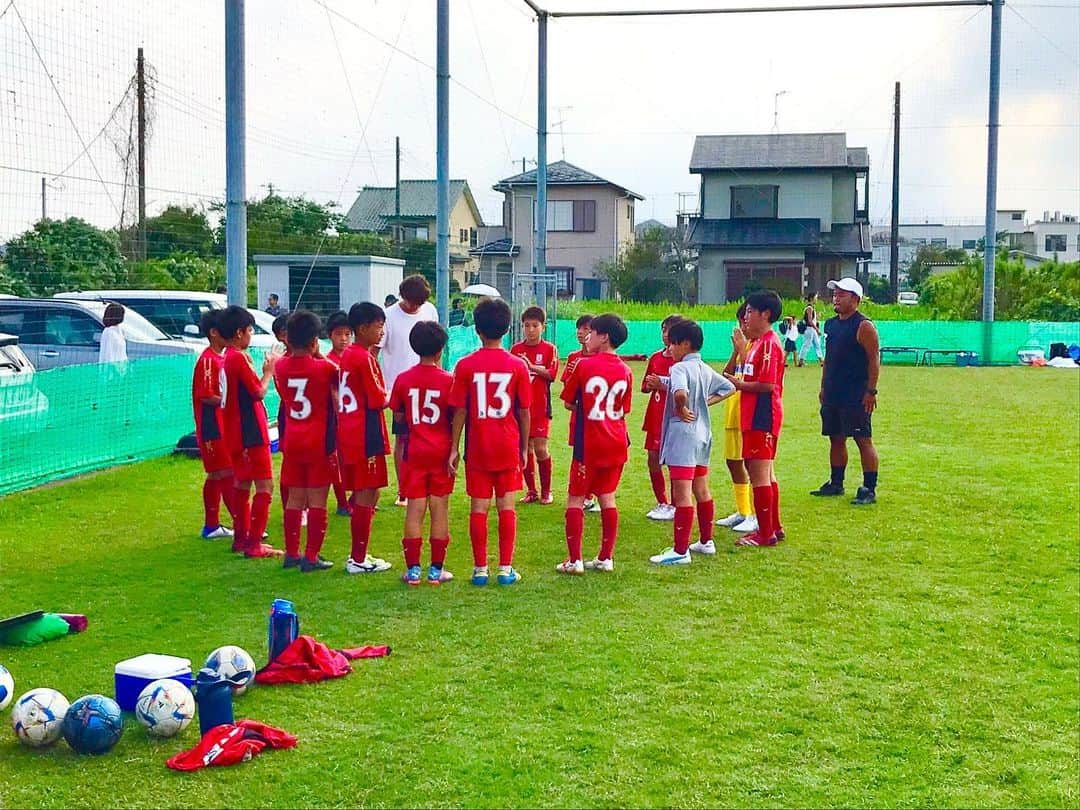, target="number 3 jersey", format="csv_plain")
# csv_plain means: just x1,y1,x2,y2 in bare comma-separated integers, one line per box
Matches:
560,352,633,465
336,343,390,463
388,363,454,467
448,347,532,472
273,354,338,462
